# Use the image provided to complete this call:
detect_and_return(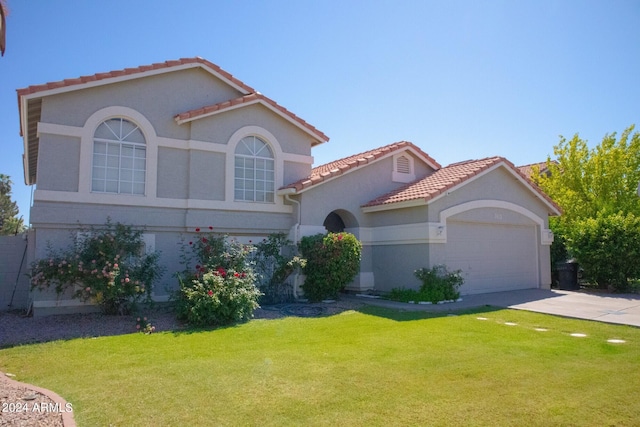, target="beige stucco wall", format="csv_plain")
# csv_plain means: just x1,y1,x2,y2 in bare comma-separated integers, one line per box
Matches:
157,147,189,199
27,66,322,314
426,167,552,225
299,164,556,294
298,153,435,228
36,134,81,192
35,68,315,203
40,68,242,140
189,103,314,156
